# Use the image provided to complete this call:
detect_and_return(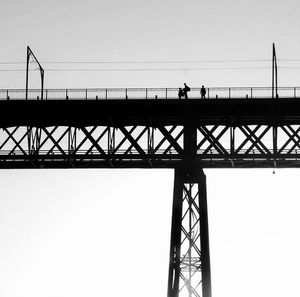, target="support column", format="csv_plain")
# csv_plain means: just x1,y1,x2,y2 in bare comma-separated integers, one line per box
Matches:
168,167,212,297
